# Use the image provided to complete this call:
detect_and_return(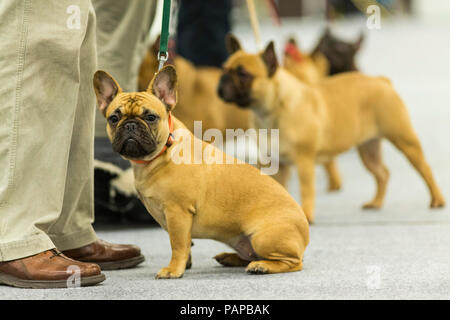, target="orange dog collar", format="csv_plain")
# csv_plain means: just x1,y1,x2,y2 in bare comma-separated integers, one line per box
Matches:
284,42,303,63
